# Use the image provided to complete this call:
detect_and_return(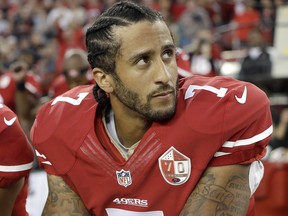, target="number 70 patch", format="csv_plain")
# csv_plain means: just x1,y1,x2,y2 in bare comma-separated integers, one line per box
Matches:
158,146,191,186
